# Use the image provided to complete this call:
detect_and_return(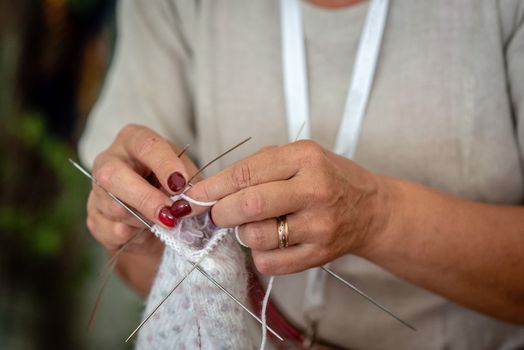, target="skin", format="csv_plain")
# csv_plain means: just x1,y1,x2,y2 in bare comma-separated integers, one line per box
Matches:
85,0,524,323
87,124,199,295
188,142,524,323
88,124,524,323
